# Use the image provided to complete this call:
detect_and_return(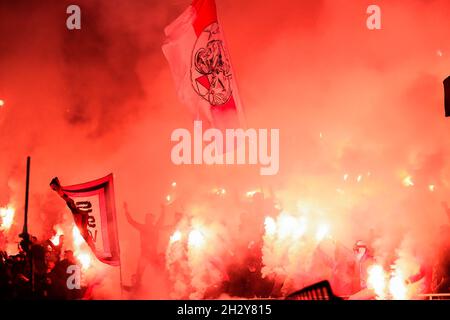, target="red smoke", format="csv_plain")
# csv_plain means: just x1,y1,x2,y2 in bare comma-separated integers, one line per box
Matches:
0,0,450,299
